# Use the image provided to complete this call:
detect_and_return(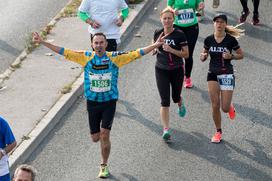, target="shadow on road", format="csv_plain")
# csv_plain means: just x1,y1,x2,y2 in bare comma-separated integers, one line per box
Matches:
190,86,210,103
225,139,272,169
234,103,272,129
105,173,138,181
188,87,272,130
117,99,272,181
0,39,21,56
243,51,272,67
